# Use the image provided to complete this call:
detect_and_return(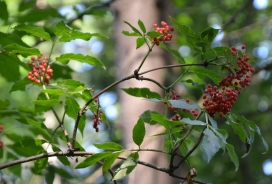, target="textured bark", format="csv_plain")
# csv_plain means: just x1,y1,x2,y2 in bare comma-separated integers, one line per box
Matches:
111,1,179,183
